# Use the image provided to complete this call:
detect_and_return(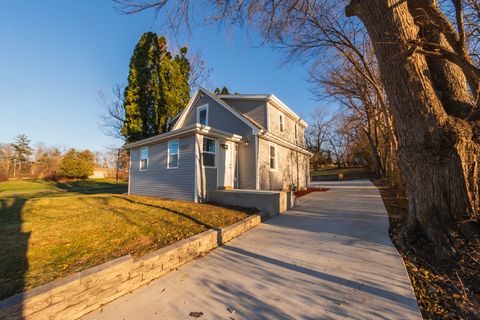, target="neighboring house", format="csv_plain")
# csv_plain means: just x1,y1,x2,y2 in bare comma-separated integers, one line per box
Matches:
89,168,110,179
124,88,312,202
